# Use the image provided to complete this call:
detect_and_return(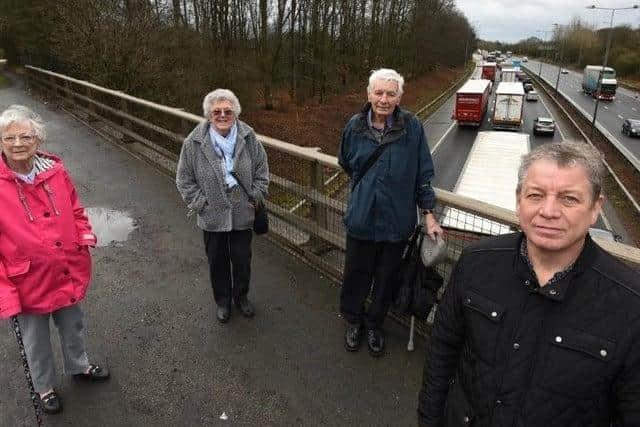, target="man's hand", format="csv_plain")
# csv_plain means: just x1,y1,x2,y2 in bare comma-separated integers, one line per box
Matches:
424,213,444,240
